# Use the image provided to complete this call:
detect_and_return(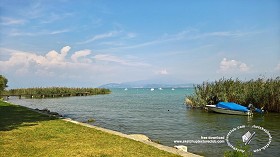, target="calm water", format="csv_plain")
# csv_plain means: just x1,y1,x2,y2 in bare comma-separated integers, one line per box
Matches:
8,88,280,157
